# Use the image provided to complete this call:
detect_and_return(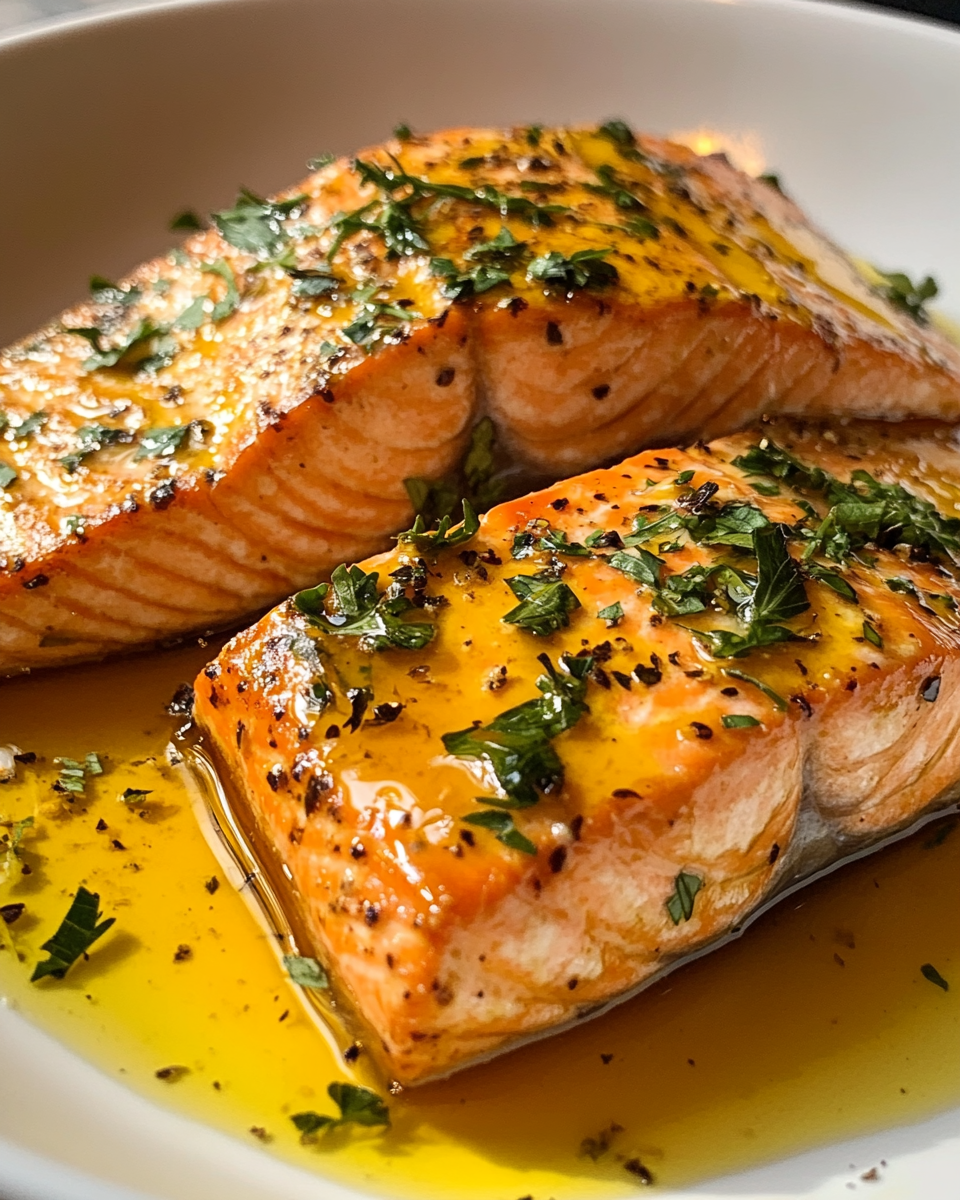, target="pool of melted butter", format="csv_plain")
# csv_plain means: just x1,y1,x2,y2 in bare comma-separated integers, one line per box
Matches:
1,638,958,1196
